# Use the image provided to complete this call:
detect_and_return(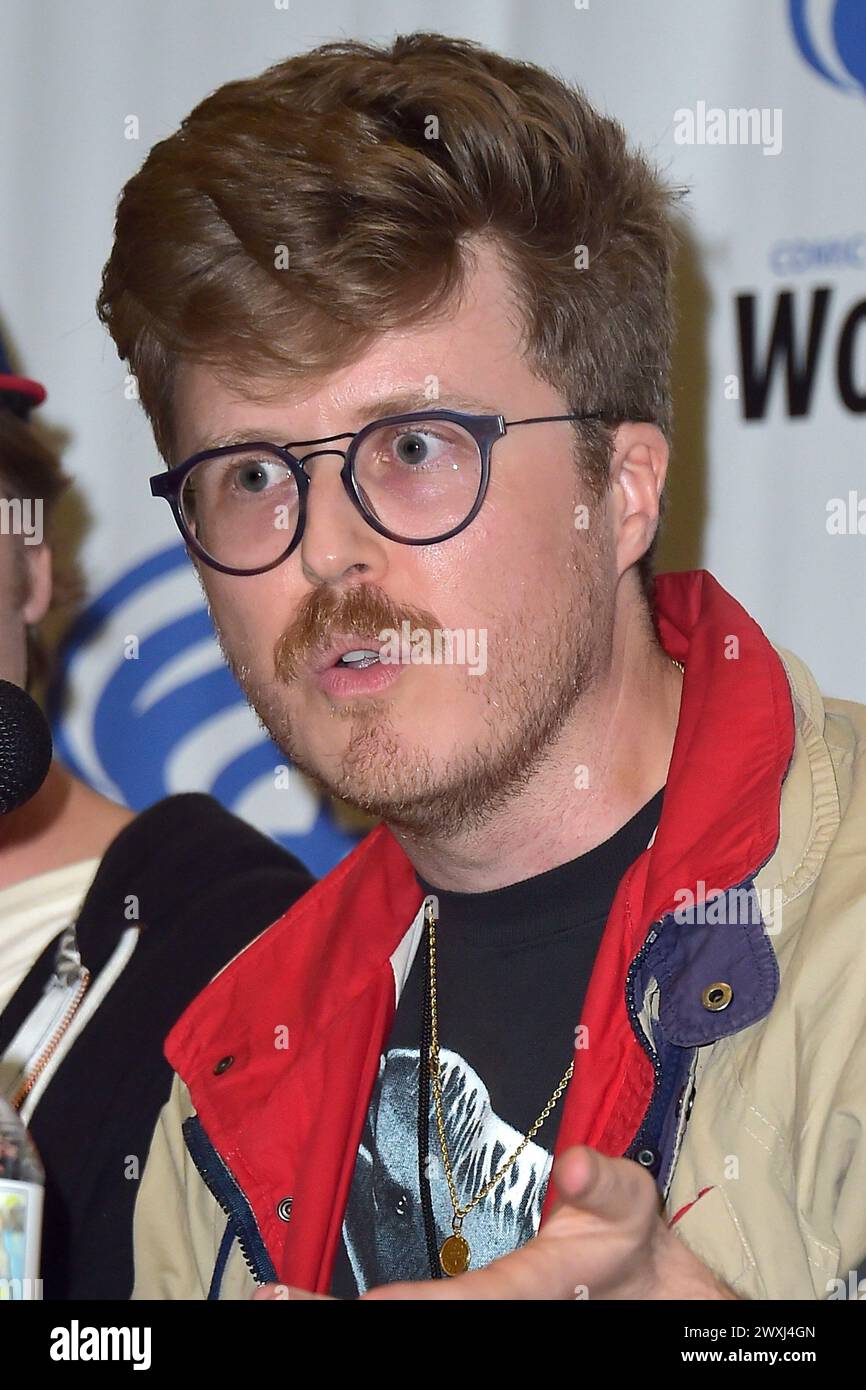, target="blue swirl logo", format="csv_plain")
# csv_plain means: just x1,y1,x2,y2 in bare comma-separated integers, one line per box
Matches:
790,0,866,97
47,544,367,876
